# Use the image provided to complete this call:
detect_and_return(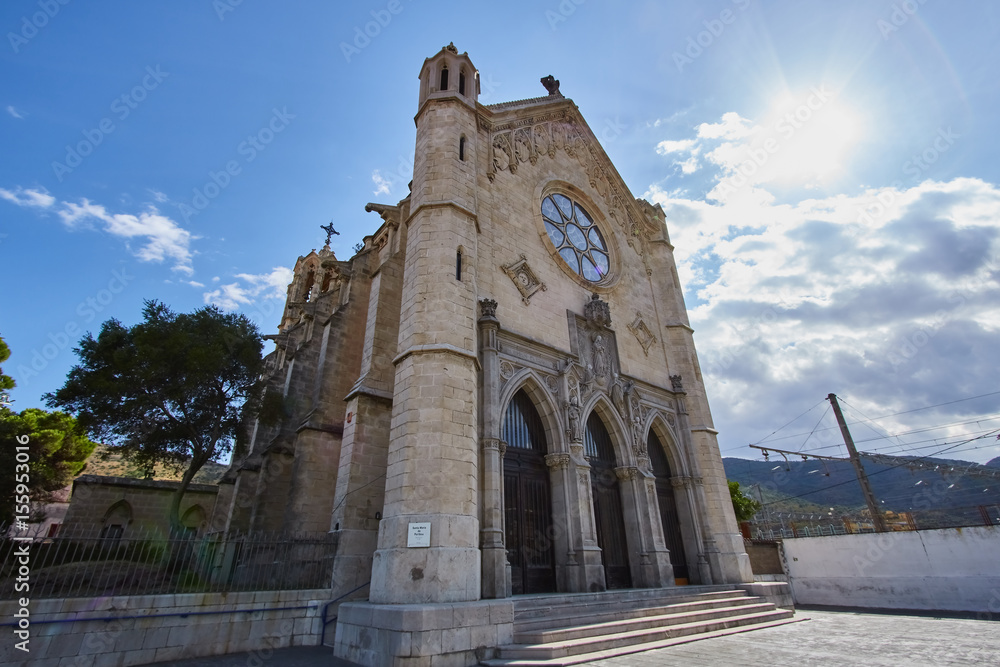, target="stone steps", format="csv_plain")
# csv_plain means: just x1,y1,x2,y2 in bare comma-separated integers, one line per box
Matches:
513,589,749,632
482,587,799,666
